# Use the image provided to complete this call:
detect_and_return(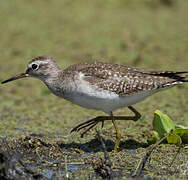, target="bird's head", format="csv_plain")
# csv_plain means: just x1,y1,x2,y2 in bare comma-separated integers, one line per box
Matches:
1,56,61,84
